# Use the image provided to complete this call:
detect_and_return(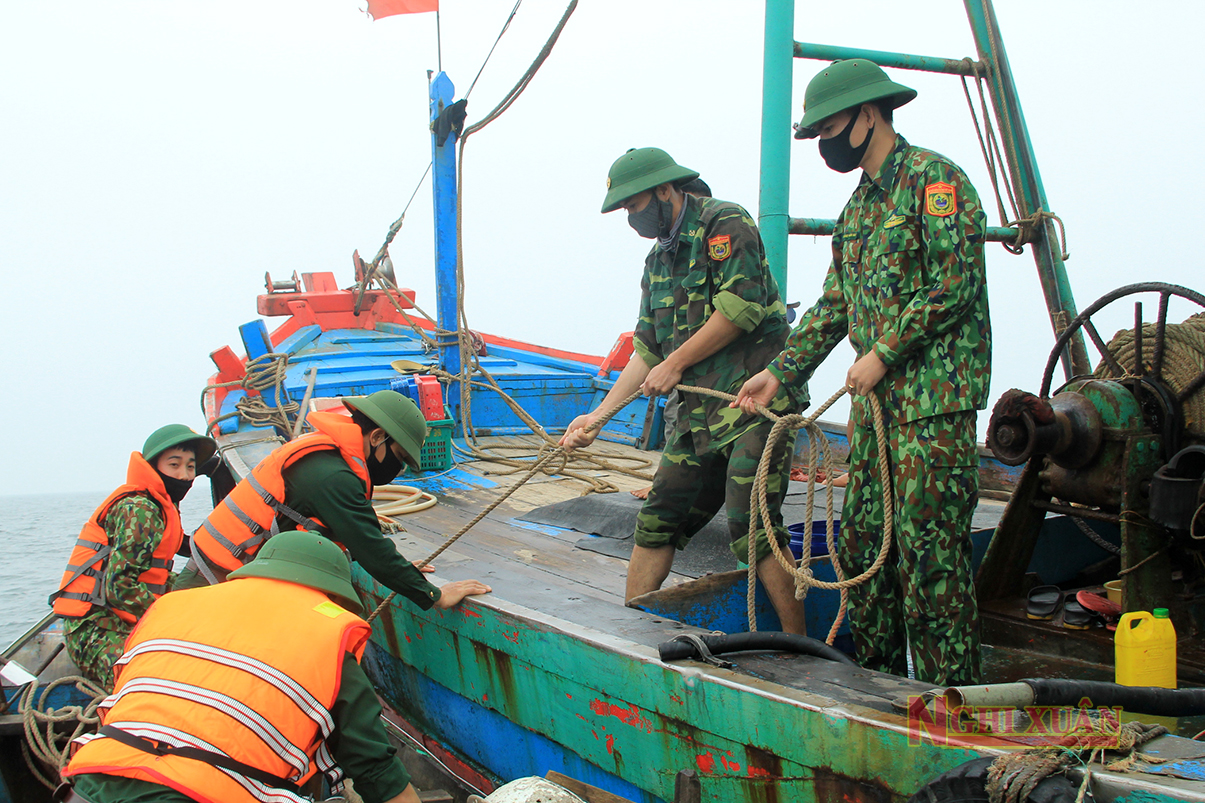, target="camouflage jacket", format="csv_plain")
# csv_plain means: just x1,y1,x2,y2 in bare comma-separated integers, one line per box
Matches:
633,194,797,455
770,136,992,426
65,494,173,635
